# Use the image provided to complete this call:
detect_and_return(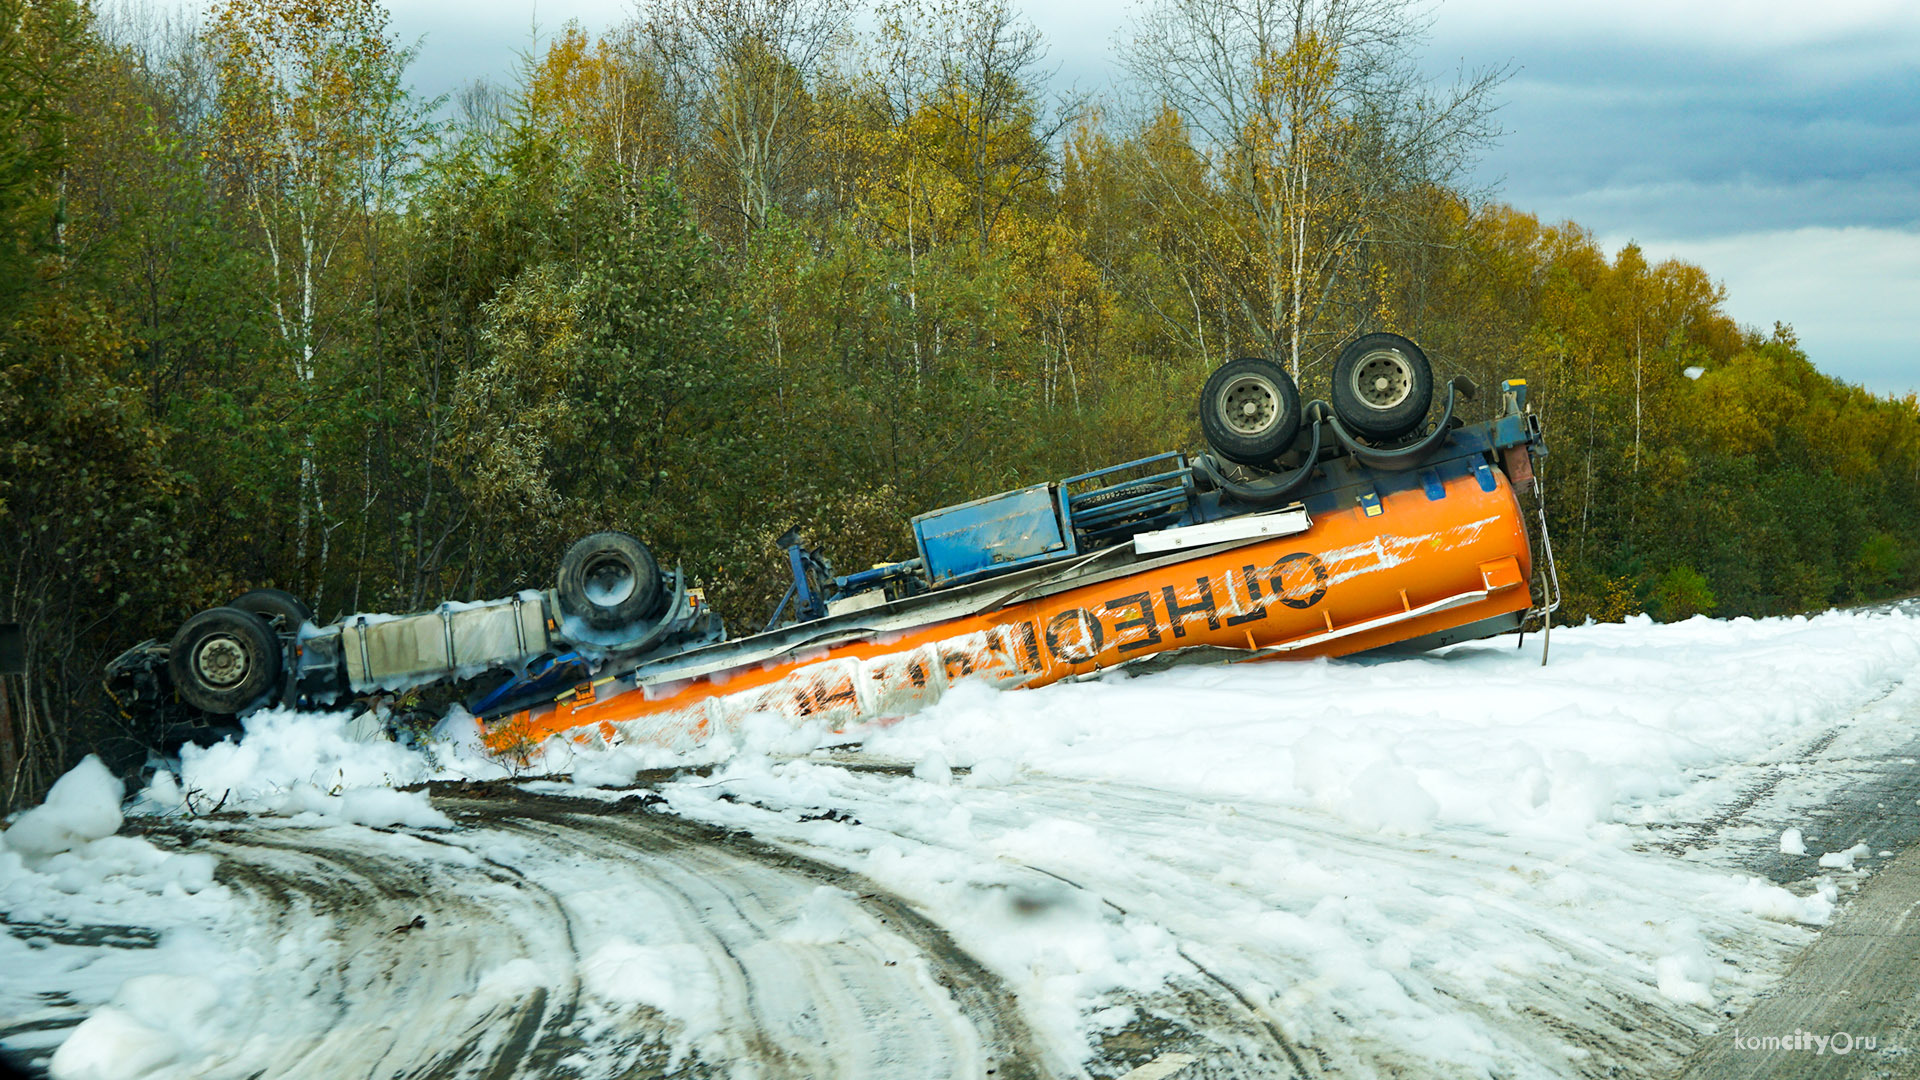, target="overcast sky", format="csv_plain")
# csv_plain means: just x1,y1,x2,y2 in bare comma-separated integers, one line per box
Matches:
387,0,1920,398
